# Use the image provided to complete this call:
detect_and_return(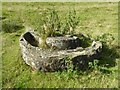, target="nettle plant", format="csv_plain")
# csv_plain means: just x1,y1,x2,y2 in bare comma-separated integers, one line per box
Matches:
62,9,80,35
40,8,60,38
38,7,80,48
39,7,80,39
